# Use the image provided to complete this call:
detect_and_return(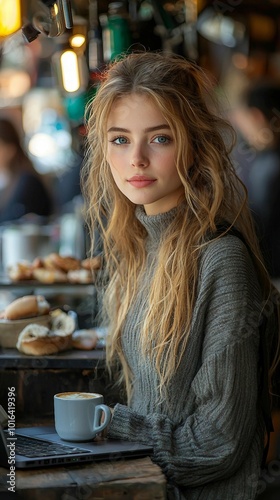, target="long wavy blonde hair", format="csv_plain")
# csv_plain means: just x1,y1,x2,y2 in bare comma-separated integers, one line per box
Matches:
82,51,273,401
